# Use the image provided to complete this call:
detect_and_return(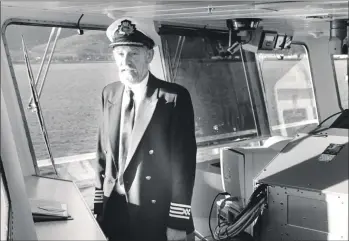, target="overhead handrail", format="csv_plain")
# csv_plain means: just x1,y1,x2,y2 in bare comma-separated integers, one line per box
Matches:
22,36,58,176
